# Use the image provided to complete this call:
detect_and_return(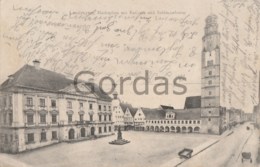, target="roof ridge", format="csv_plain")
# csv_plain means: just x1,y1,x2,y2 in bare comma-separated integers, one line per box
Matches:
2,64,28,88
27,64,70,79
